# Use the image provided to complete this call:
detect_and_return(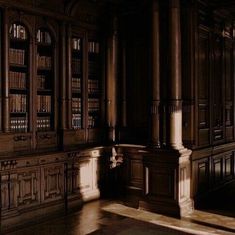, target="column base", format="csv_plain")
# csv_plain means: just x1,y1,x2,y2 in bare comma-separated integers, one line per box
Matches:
139,147,194,218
